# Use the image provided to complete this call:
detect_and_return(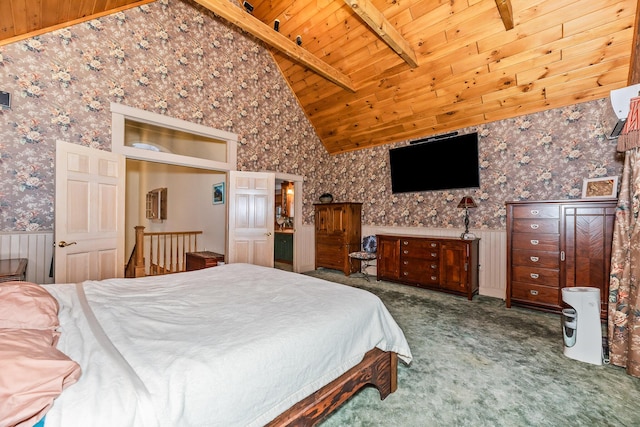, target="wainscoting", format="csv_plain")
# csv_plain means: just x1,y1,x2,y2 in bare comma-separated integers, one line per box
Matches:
361,226,507,299
0,231,55,284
